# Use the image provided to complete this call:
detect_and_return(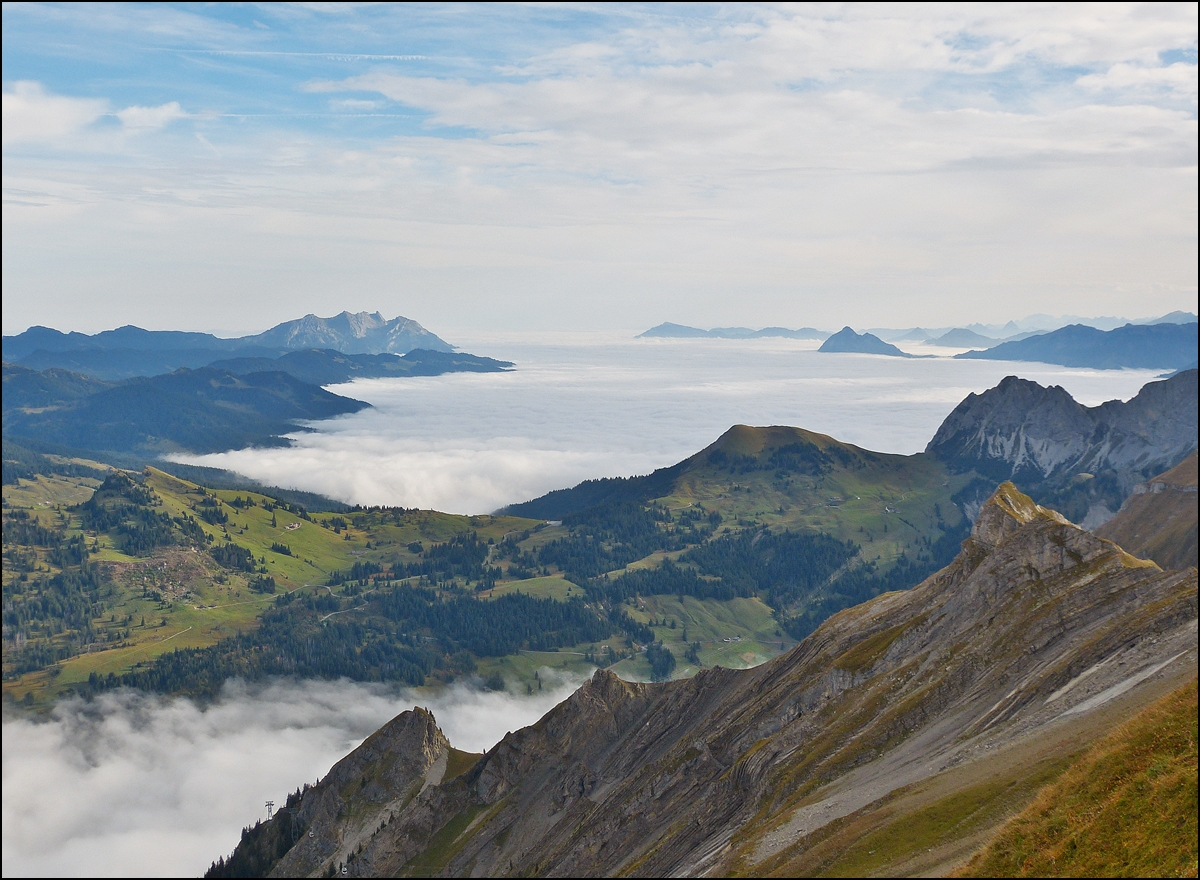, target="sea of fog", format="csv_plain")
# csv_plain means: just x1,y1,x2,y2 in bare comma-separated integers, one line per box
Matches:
4,336,1164,877
171,334,1163,513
